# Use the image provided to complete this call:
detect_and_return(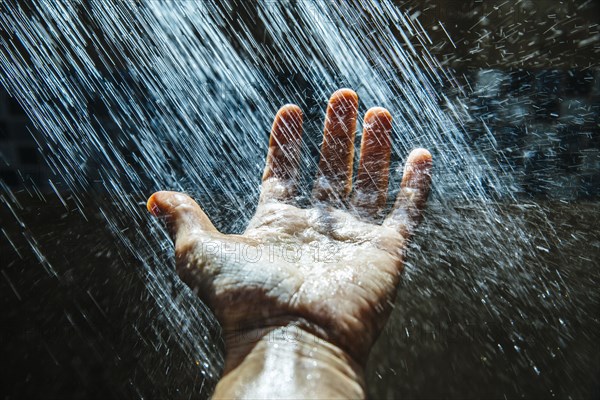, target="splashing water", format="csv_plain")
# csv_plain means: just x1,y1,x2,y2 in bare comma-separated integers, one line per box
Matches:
0,0,597,398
